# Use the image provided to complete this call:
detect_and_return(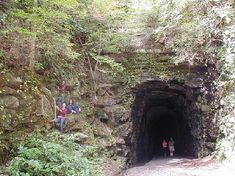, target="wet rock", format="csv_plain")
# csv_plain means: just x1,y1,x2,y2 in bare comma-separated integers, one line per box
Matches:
0,96,19,109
